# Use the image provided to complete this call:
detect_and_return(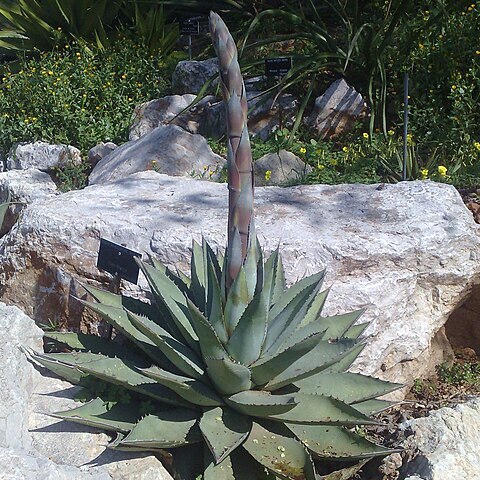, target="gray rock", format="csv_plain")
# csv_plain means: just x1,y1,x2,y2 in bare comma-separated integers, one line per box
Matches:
129,94,205,141
128,90,298,142
7,141,82,172
305,79,368,138
402,398,480,480
172,58,218,94
0,176,477,393
87,142,118,168
254,150,312,186
0,169,58,236
88,125,225,185
199,90,298,140
0,302,173,479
